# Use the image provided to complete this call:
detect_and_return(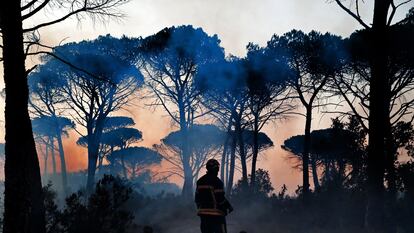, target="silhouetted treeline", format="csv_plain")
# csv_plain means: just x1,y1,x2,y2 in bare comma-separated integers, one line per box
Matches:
1,0,414,232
